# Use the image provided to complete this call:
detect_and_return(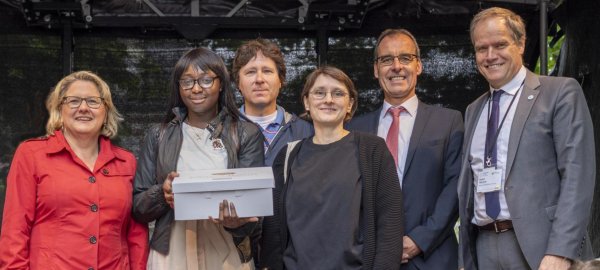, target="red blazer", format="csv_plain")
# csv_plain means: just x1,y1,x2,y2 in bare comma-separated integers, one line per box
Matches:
0,130,148,270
